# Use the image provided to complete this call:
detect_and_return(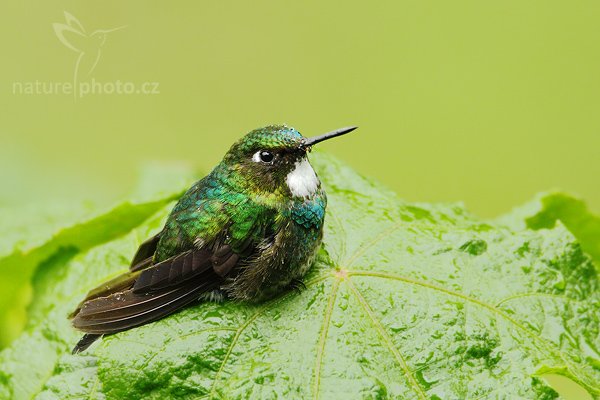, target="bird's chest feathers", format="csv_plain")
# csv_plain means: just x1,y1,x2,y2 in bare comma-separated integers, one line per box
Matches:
289,198,326,230
286,158,319,198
